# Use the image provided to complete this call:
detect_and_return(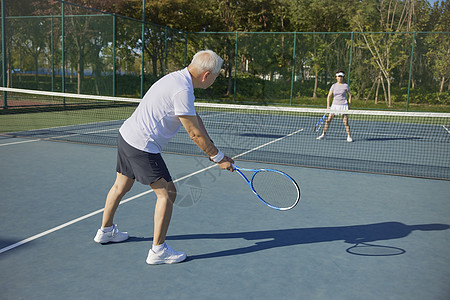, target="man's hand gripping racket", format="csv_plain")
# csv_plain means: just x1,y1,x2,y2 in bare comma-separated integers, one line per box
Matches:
232,164,300,211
